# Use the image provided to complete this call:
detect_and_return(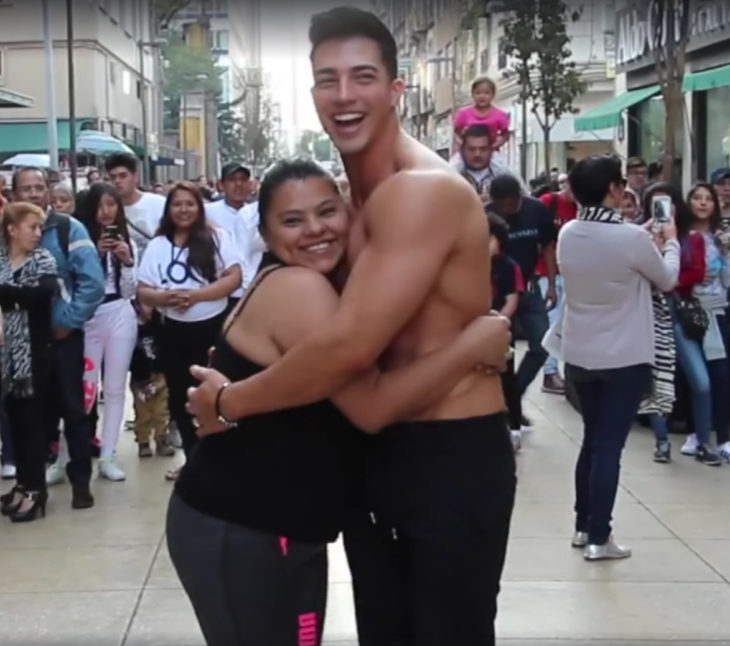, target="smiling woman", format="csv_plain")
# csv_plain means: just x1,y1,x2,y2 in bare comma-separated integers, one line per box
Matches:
136,182,242,477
